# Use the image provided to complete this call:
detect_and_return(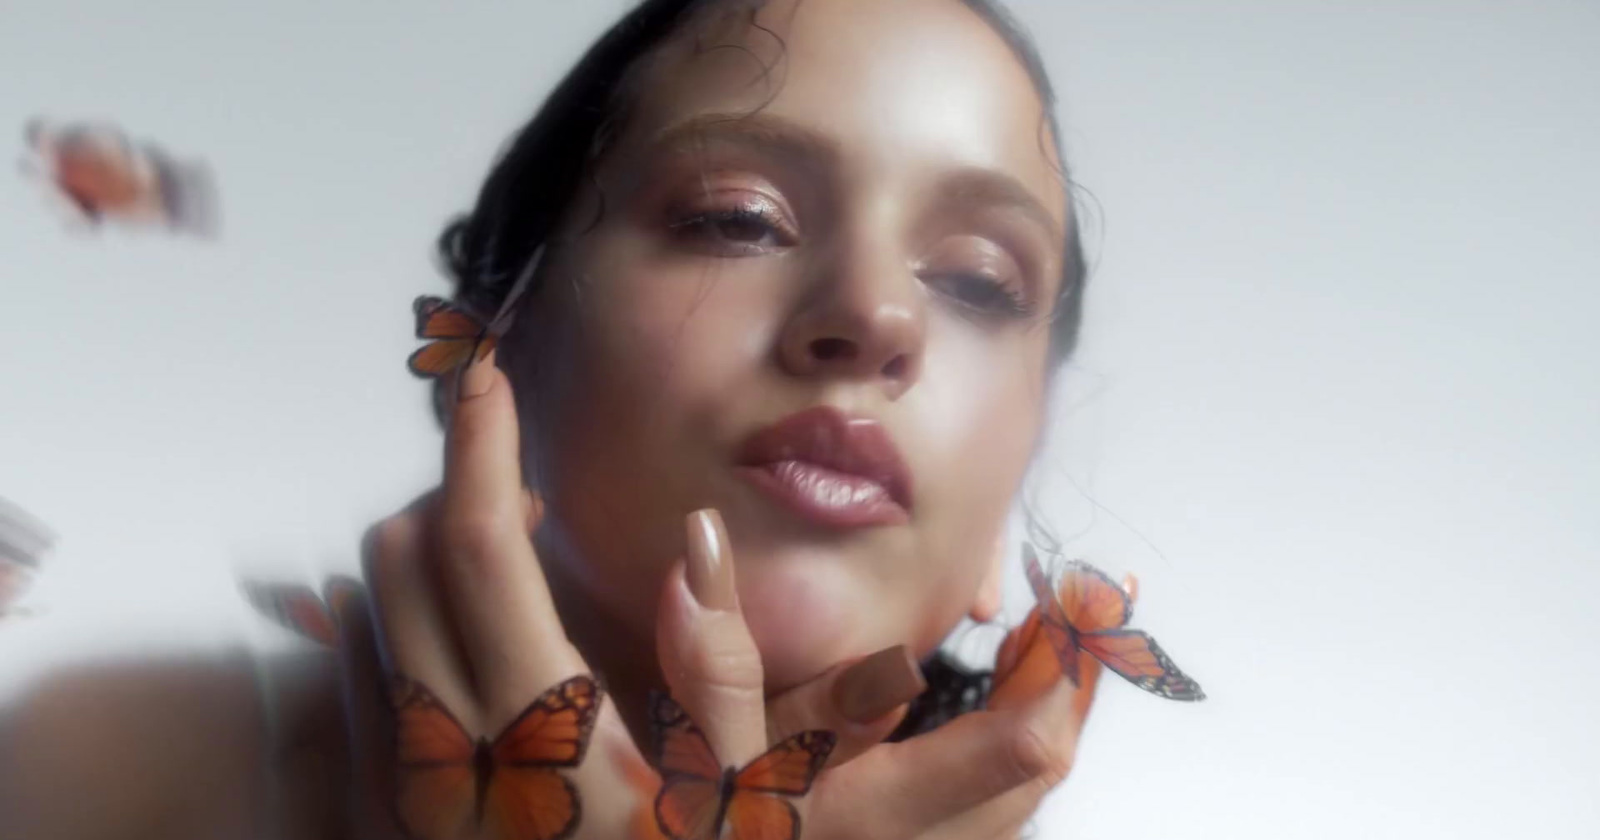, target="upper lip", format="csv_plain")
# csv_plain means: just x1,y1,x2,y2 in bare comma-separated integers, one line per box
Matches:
735,406,913,511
